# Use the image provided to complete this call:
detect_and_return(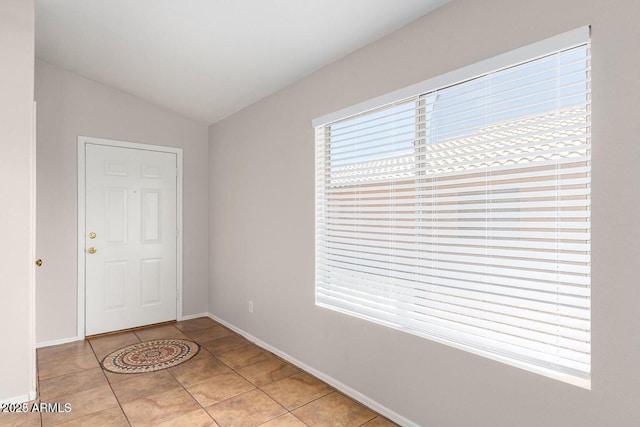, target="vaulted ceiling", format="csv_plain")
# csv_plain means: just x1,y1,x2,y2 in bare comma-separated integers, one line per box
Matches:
35,0,448,124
